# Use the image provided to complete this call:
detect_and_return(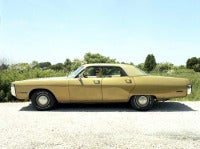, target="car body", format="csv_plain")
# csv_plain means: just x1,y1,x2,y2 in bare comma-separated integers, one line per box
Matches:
11,63,192,111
